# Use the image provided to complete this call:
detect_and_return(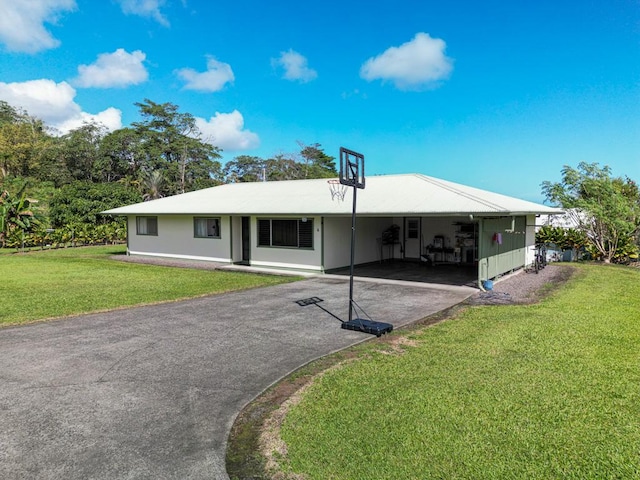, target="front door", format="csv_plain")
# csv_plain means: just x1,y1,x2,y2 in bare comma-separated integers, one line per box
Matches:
241,216,250,263
404,217,421,259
